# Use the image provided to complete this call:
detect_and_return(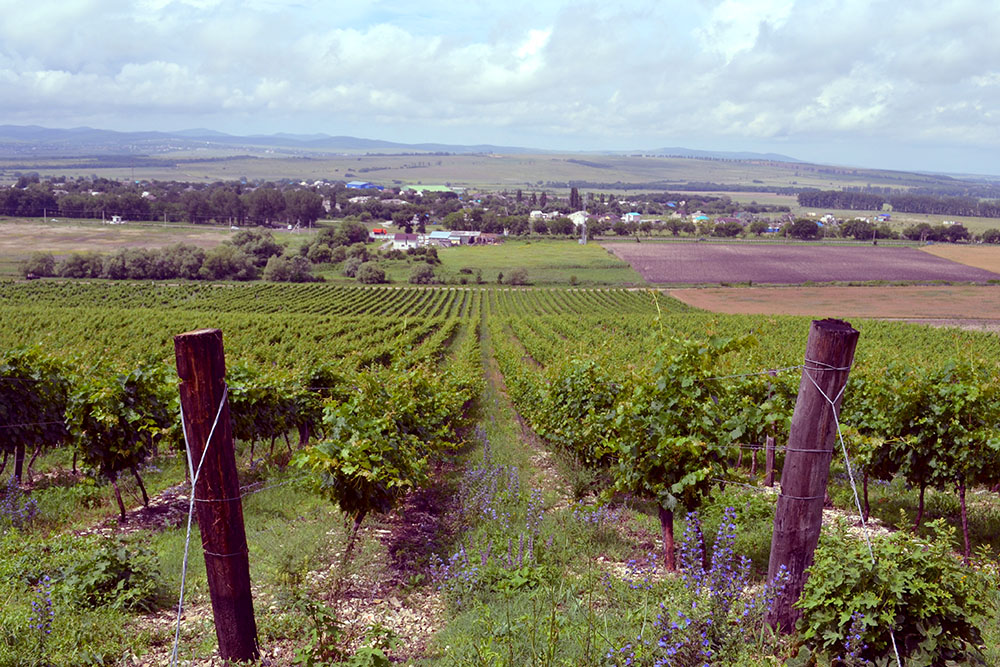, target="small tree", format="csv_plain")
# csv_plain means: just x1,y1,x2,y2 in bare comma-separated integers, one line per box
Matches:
409,264,436,284
980,228,1000,244
503,267,529,285
341,257,363,277
787,218,820,240
20,252,56,278
356,262,386,284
